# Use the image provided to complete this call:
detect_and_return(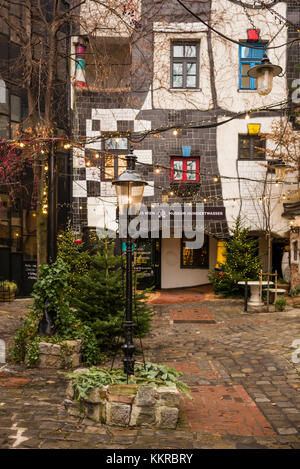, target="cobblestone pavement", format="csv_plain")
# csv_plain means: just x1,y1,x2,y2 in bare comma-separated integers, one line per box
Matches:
0,292,300,449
